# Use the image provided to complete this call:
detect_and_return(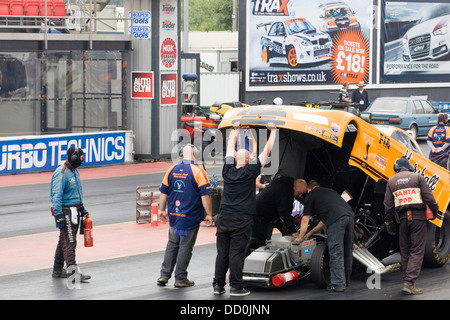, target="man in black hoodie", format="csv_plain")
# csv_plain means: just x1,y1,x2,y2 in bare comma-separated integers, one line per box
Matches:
248,176,306,250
